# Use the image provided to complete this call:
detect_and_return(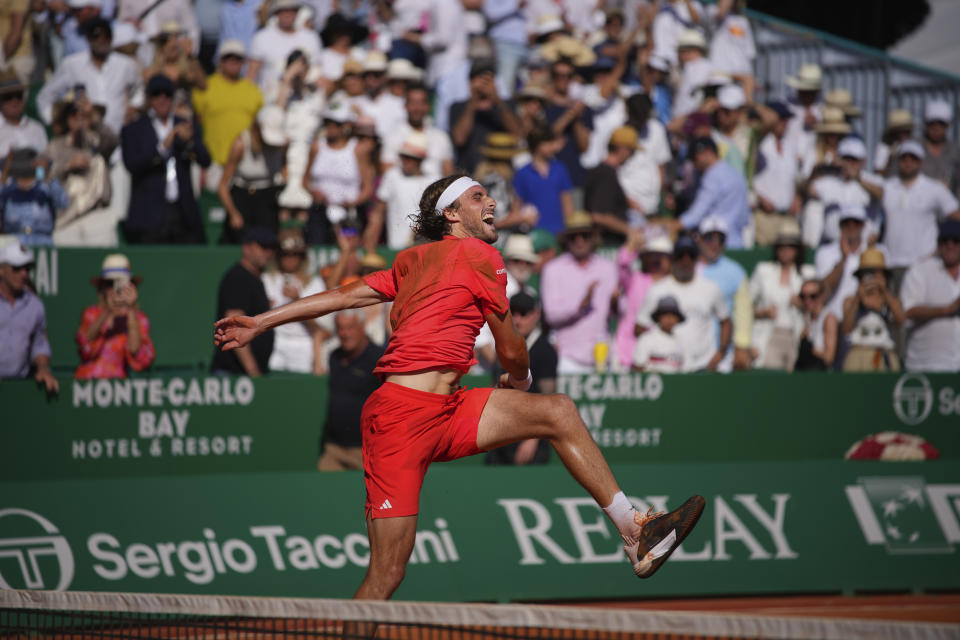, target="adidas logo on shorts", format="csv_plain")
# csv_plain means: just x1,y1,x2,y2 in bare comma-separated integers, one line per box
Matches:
379,499,393,510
